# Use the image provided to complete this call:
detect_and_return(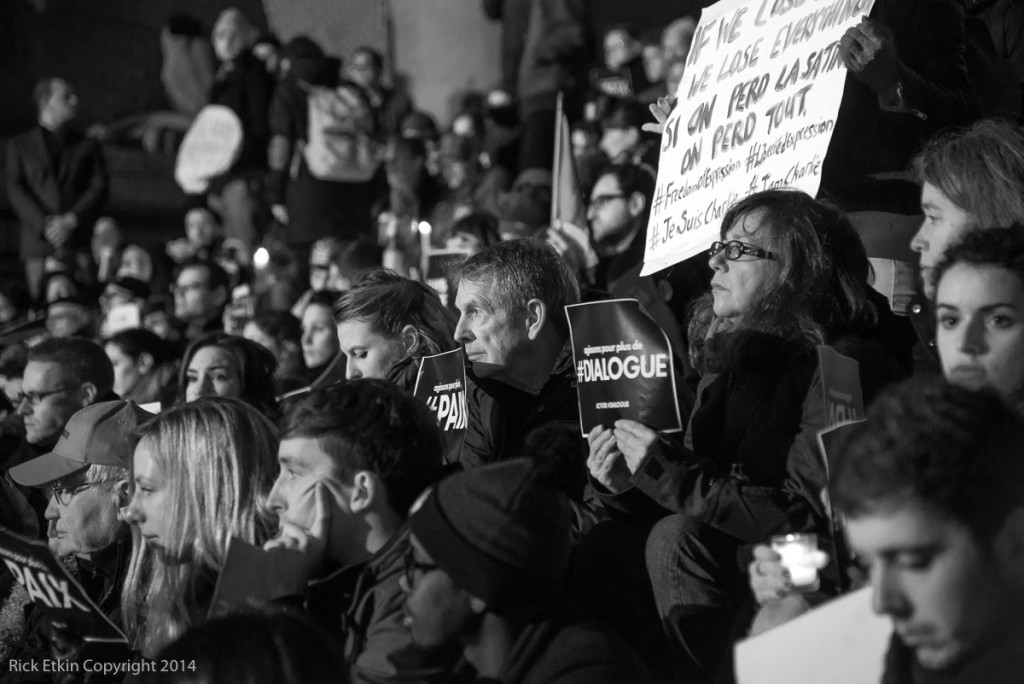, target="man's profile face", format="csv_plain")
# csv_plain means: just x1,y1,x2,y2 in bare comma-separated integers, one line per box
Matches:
44,474,123,559
846,504,1015,673
18,361,83,446
268,437,359,566
588,173,635,250
173,266,217,322
40,79,78,128
453,278,531,378
401,534,476,649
